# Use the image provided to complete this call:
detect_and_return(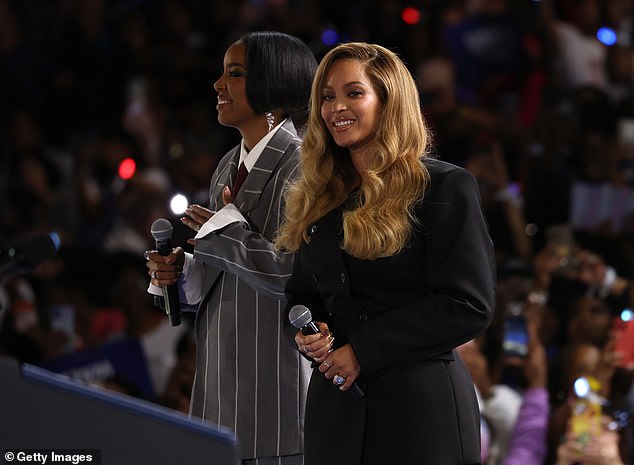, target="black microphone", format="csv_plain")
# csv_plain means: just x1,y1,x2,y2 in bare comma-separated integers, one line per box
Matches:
289,304,365,400
150,218,181,326
0,232,61,280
